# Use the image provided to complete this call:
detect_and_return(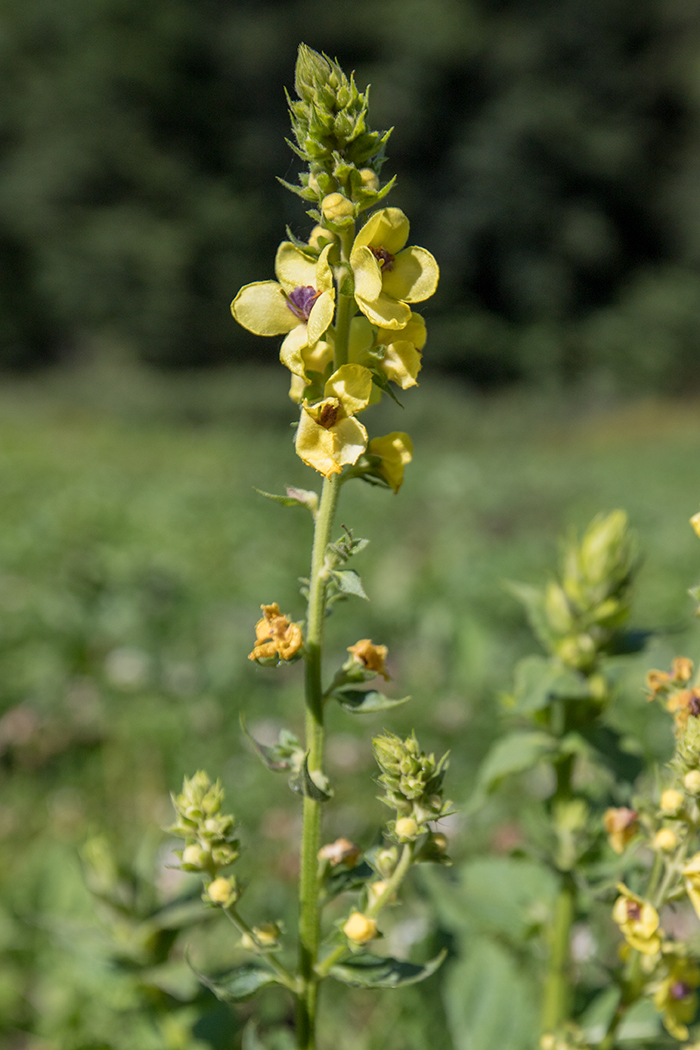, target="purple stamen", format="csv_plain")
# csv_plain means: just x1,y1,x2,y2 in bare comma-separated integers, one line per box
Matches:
285,285,321,322
370,246,395,272
671,981,692,1000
